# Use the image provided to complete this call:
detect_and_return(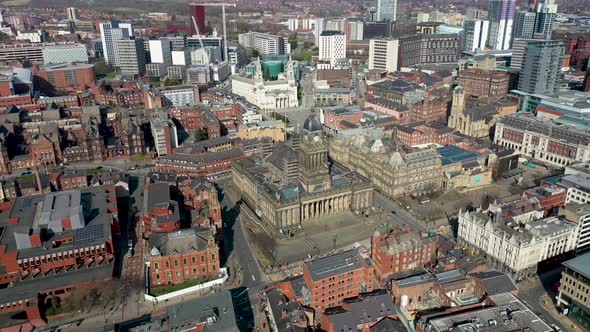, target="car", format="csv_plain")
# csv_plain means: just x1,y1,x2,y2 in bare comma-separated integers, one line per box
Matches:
550,324,562,332
390,210,397,215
